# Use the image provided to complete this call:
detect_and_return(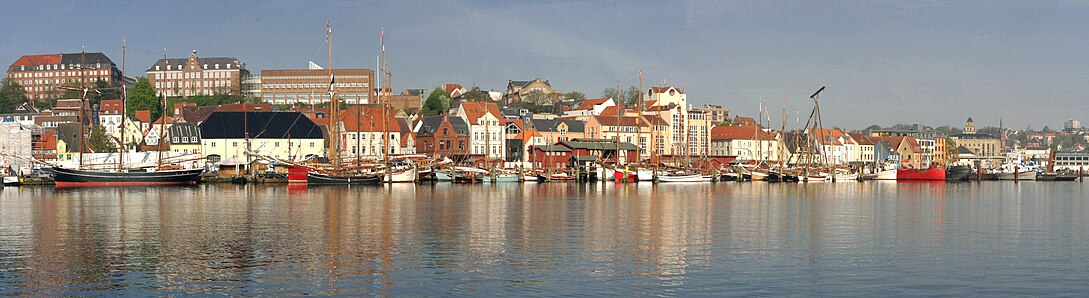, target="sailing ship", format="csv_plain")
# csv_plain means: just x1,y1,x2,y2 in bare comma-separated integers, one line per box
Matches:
53,46,202,187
